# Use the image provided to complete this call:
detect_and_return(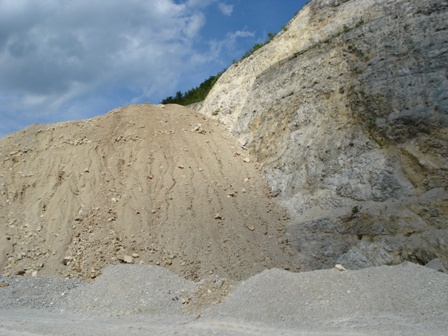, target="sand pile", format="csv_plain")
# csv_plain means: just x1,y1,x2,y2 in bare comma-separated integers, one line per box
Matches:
0,103,300,281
